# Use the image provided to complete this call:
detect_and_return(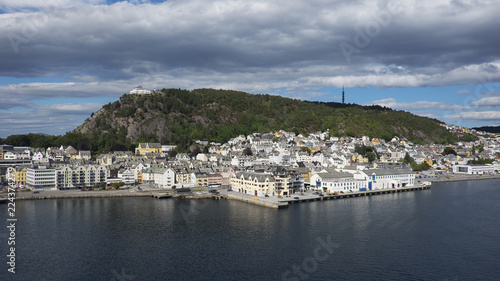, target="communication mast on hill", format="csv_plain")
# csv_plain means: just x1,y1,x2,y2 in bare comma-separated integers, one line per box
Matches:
342,86,345,104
